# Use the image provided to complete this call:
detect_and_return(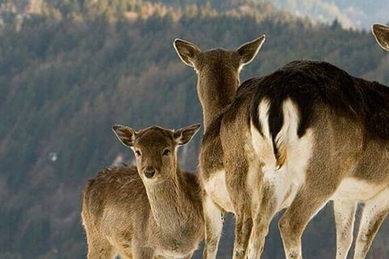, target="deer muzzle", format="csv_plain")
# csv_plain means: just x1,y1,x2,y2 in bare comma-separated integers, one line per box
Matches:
144,167,156,179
